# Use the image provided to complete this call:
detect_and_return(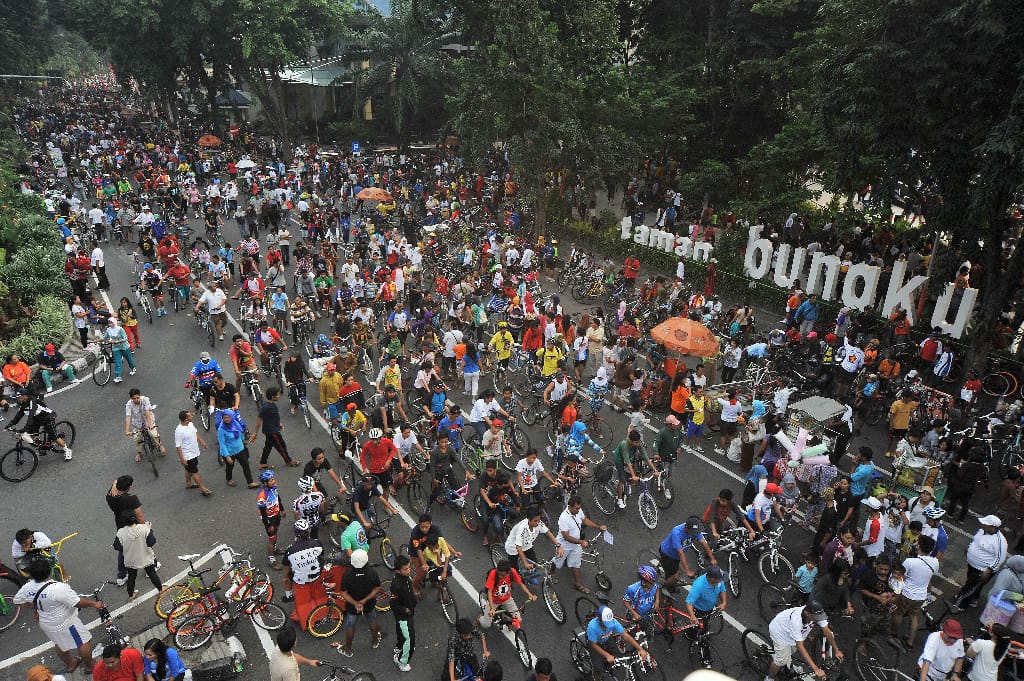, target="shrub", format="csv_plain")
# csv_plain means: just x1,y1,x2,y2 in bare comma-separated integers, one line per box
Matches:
0,295,70,359
4,244,71,302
